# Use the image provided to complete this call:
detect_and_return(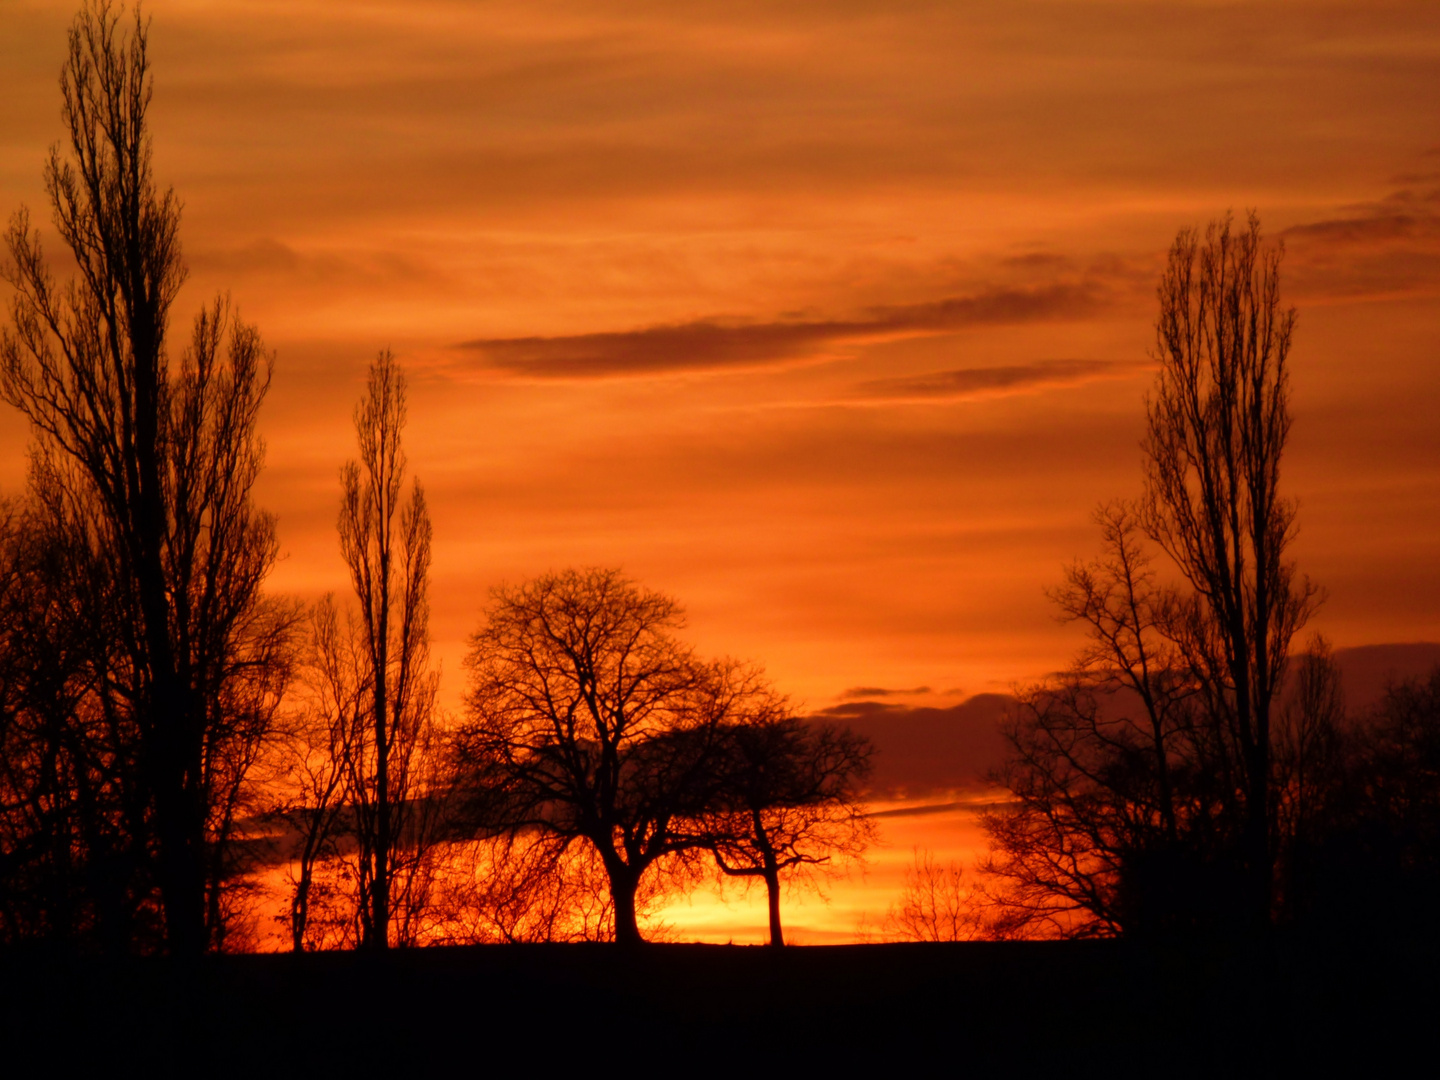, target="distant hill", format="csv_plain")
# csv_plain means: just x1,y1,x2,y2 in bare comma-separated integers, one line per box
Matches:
817,643,1440,799
1332,643,1440,713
